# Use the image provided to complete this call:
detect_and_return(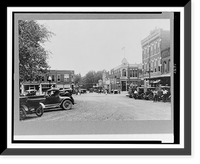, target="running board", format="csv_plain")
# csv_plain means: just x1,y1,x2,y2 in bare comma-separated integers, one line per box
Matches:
44,103,60,109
